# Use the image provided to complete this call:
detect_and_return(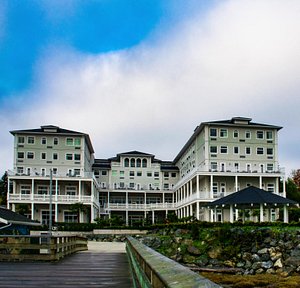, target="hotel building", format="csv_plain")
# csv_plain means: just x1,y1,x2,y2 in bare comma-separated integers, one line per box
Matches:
7,117,285,224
